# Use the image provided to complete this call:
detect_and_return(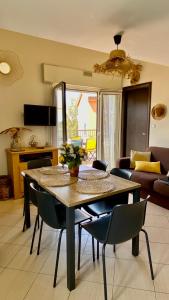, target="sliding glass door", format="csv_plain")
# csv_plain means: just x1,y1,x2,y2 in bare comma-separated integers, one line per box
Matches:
52,82,67,147
52,82,121,168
